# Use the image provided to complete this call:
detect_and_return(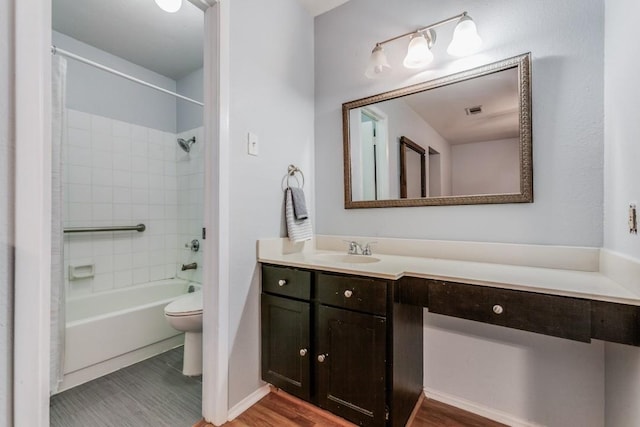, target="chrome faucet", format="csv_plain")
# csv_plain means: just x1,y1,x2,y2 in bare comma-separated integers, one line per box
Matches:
181,262,197,271
345,241,376,255
347,241,362,255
